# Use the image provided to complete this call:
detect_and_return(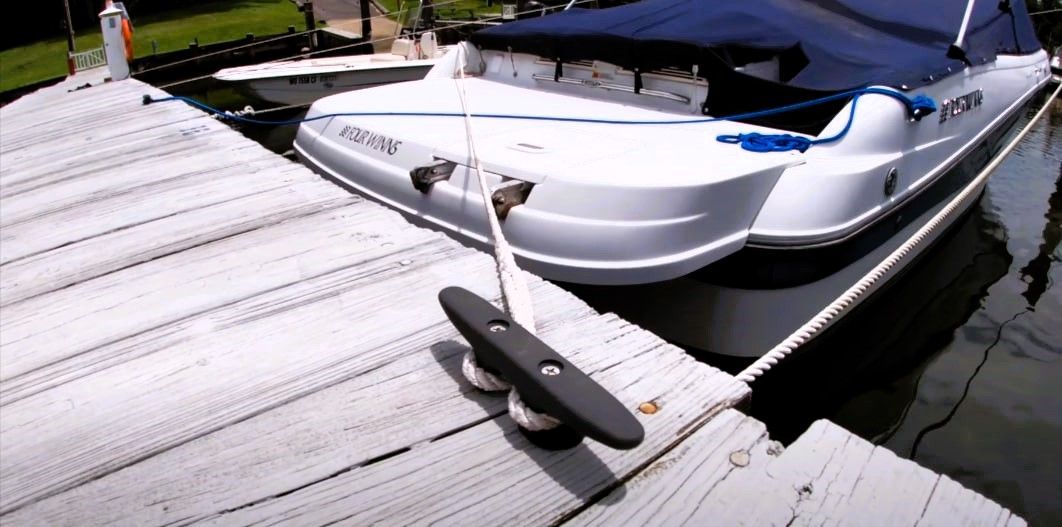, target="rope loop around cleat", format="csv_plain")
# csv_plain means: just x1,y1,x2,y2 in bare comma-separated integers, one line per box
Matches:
451,45,561,431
